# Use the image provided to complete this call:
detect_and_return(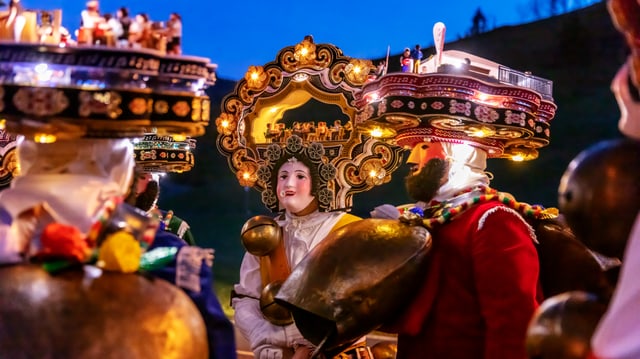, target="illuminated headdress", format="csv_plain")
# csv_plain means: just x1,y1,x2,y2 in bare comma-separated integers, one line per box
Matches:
216,38,405,211
0,11,215,142
259,135,336,212
356,23,557,162
133,133,196,174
